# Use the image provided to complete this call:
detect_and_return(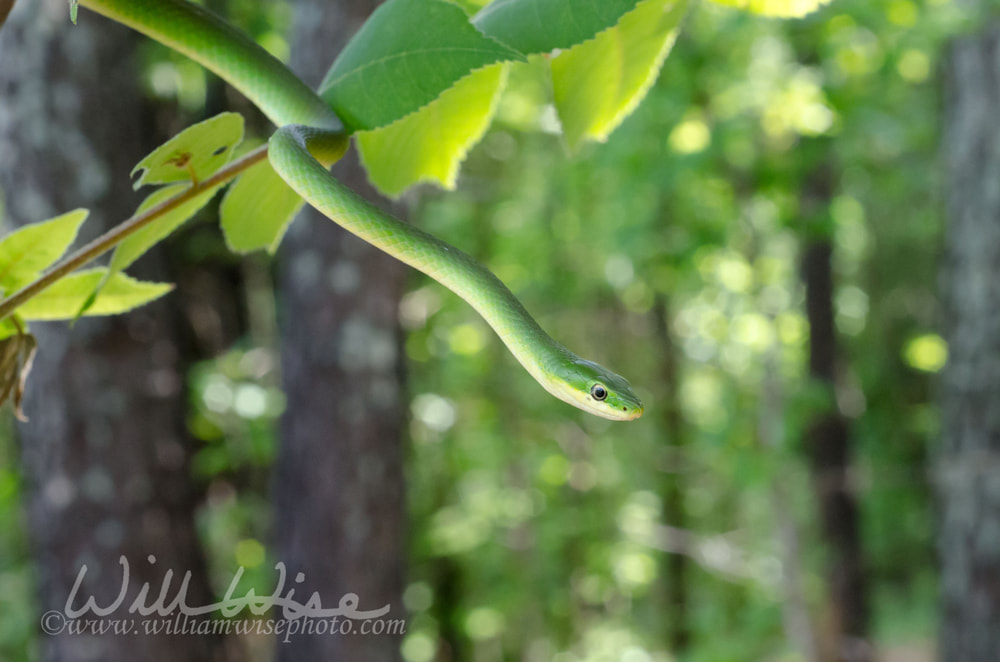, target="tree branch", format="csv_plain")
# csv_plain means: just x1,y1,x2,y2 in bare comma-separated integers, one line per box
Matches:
0,144,269,322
